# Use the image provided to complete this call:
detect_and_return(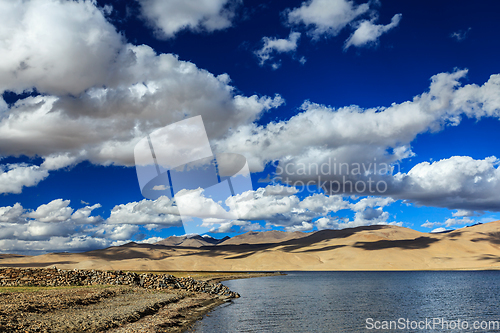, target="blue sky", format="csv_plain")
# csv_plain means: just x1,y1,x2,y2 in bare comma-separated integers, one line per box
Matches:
1,0,500,254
